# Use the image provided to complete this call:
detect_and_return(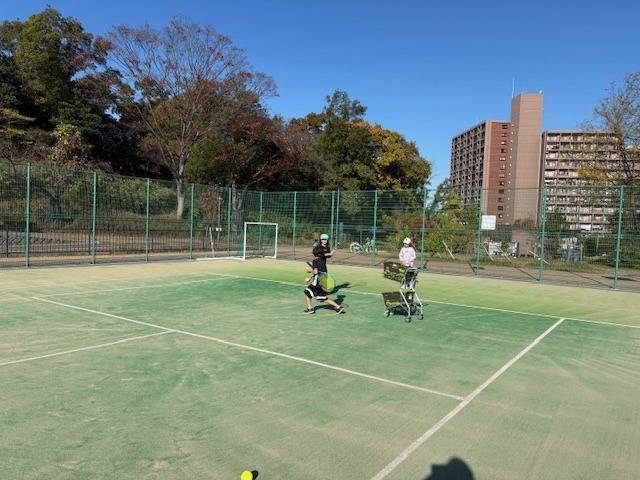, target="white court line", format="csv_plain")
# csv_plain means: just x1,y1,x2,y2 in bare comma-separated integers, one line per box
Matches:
200,272,640,330
6,269,637,330
368,317,565,480
0,276,146,293
31,297,464,401
0,331,172,368
36,277,228,297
